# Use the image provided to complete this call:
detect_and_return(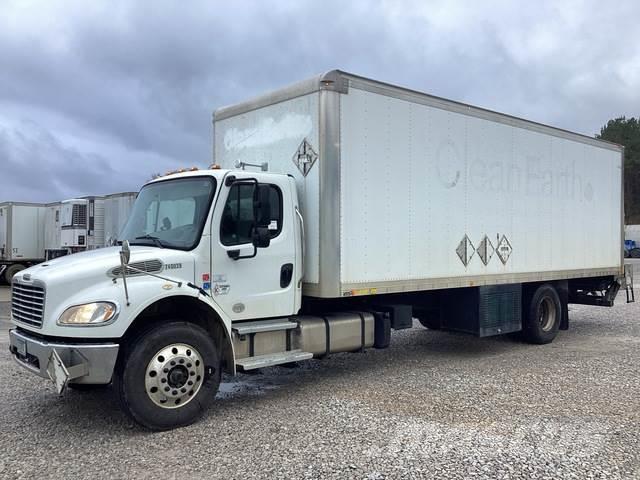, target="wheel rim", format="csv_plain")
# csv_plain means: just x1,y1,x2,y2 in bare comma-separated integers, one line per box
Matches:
538,297,557,332
145,343,205,409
